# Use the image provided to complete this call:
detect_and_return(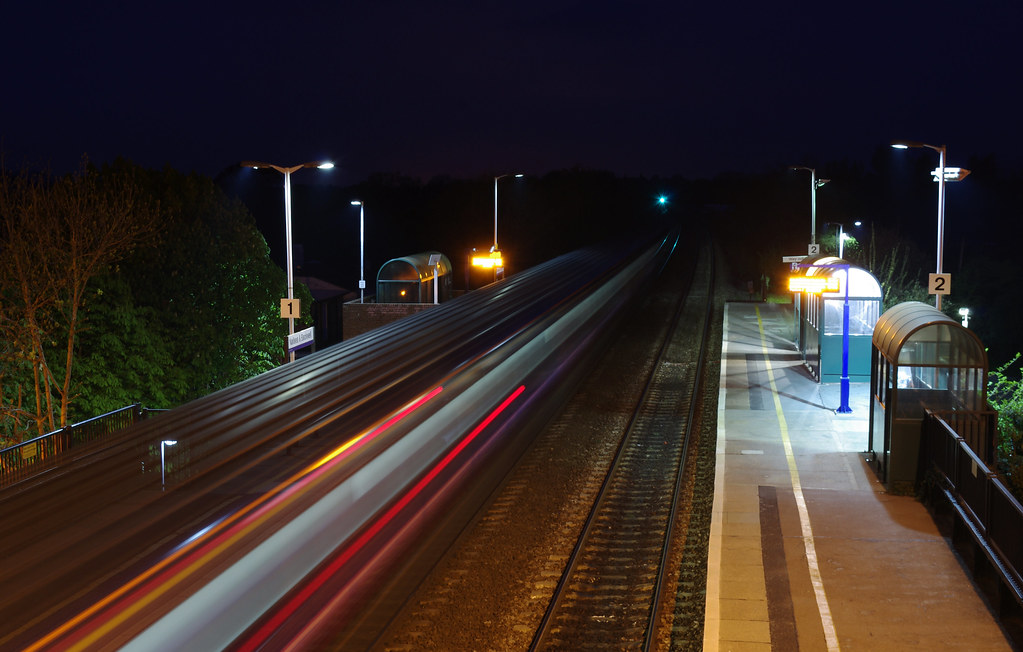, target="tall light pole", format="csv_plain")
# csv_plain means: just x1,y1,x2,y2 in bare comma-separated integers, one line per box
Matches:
790,166,830,248
493,173,524,251
829,221,862,259
891,140,951,310
241,160,334,361
350,200,365,303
